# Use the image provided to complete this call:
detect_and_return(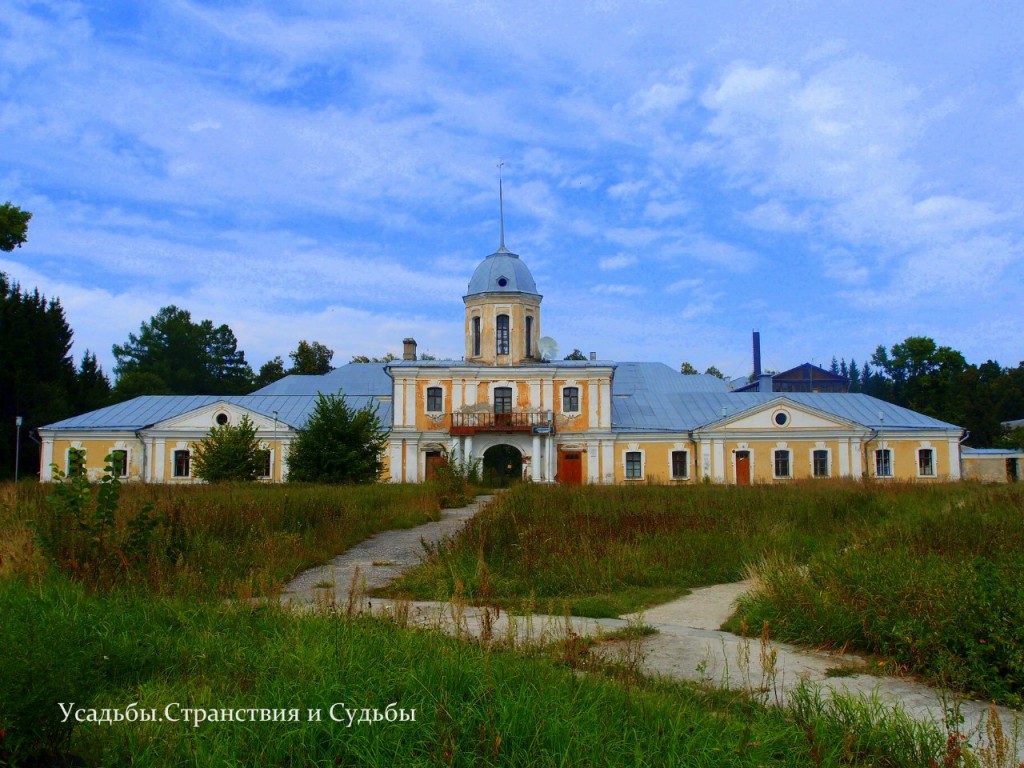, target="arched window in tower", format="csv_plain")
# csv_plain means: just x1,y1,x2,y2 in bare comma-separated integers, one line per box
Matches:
472,316,481,357
496,314,510,355
525,316,533,358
